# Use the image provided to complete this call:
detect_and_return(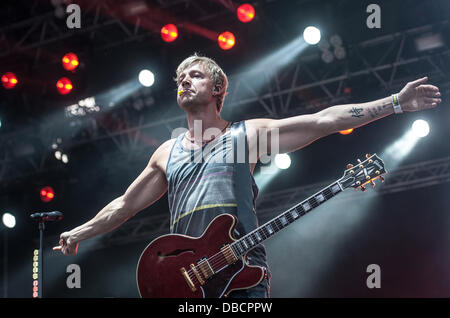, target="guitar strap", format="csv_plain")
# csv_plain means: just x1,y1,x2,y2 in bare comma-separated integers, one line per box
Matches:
231,121,258,237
